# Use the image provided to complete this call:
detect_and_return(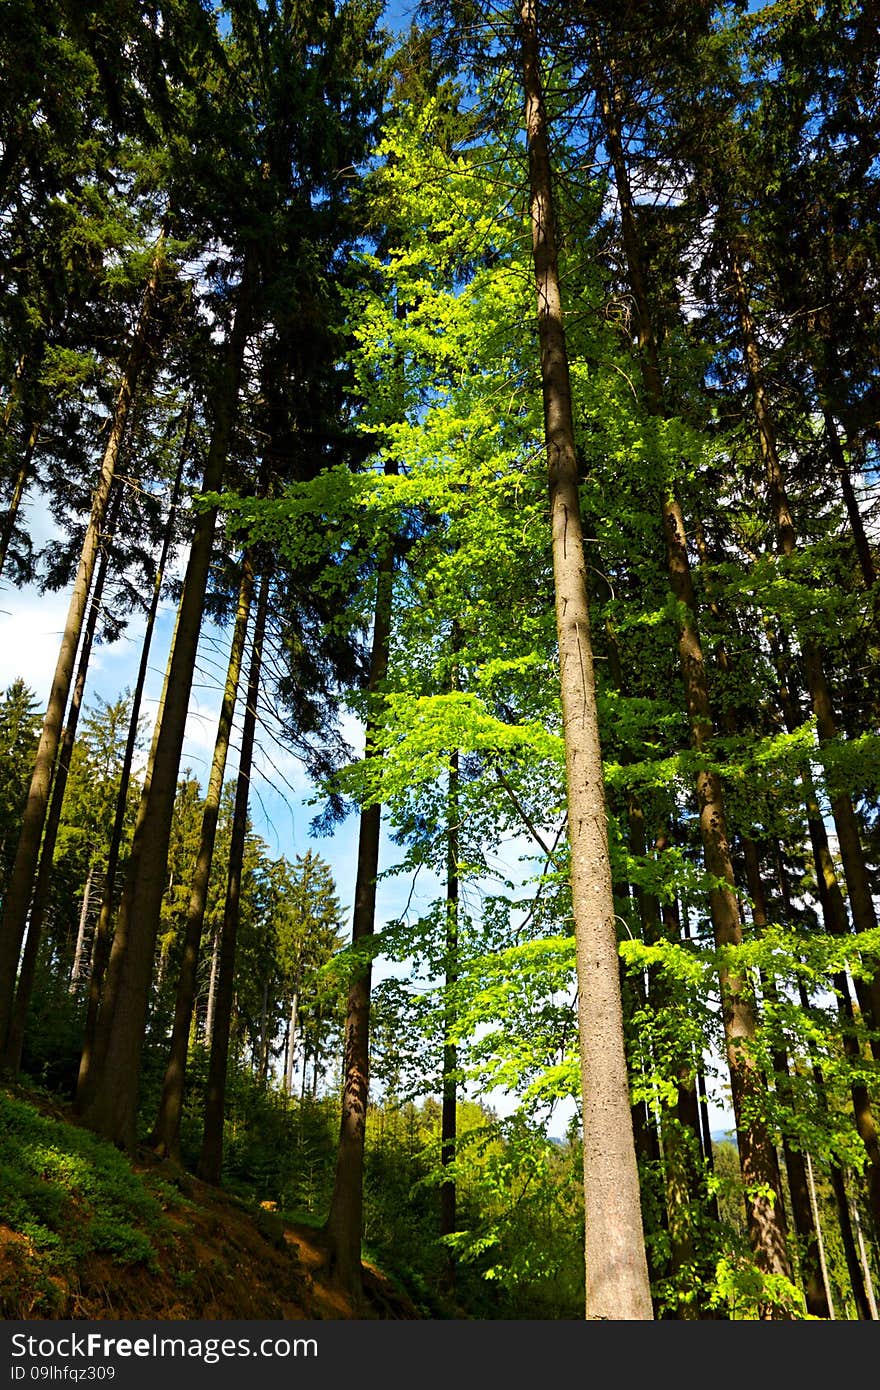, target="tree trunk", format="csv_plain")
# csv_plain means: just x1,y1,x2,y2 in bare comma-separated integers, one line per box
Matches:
595,58,792,1297
0,242,166,1054
80,260,256,1150
151,551,255,1160
821,406,875,590
0,411,42,580
767,639,880,1239
197,566,270,1183
732,251,880,1048
205,918,220,1050
70,863,96,992
5,480,120,1072
741,839,829,1317
285,990,299,1096
521,4,652,1319
74,417,188,1109
796,977,875,1319
440,747,458,1292
323,524,395,1301
805,1152,836,1319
